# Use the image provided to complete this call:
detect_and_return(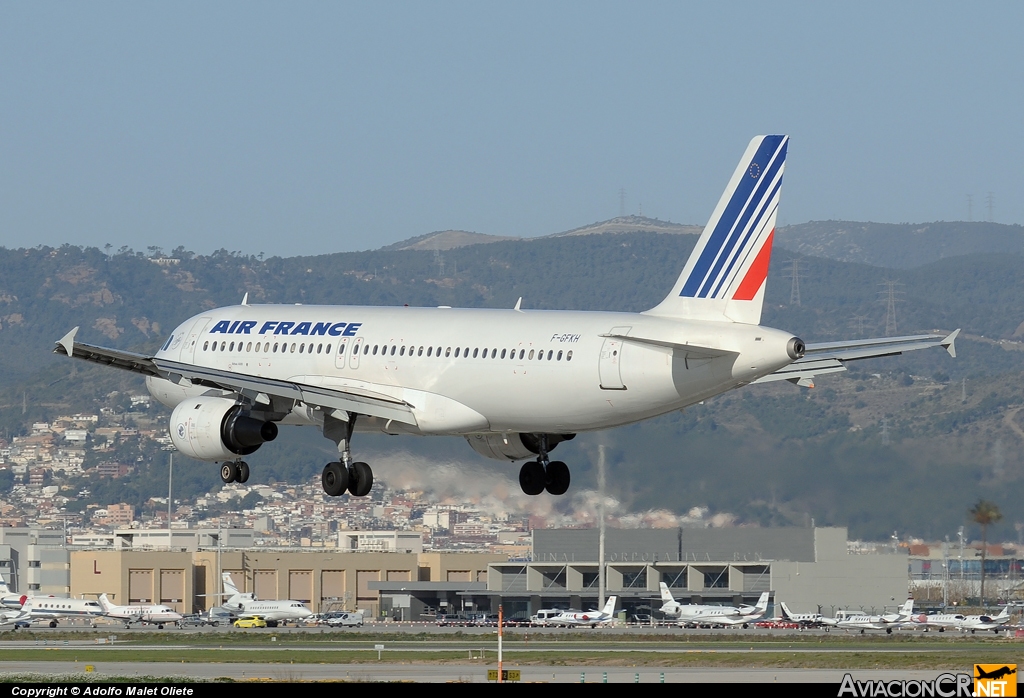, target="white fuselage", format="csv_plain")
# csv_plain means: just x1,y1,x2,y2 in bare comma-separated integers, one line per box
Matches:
23,597,105,622
104,603,183,625
147,305,797,437
232,600,313,623
662,601,739,621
